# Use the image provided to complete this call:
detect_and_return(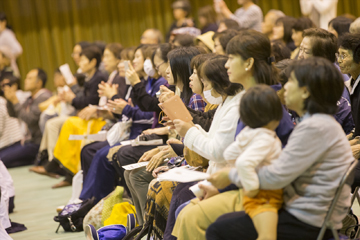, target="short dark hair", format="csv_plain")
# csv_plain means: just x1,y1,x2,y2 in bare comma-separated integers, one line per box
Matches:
289,57,344,115
1,74,20,88
226,30,279,86
173,34,195,47
198,5,217,26
271,40,291,62
240,84,283,128
274,59,293,86
94,41,107,55
105,43,123,60
80,45,102,68
36,68,47,87
201,55,242,96
292,17,316,32
172,0,191,16
189,53,215,92
303,28,337,62
219,19,240,31
329,17,353,38
213,29,239,52
153,43,177,63
167,46,201,105
275,16,297,44
76,41,91,51
338,33,360,64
